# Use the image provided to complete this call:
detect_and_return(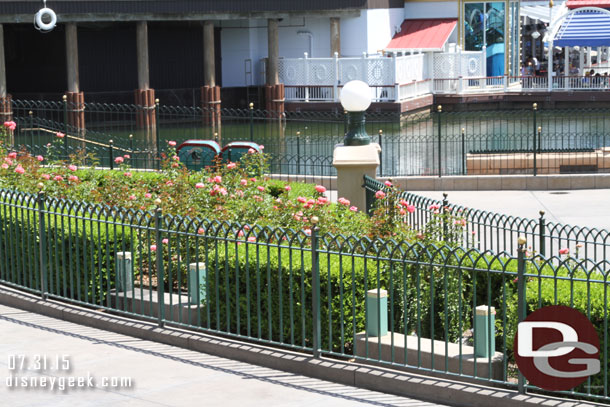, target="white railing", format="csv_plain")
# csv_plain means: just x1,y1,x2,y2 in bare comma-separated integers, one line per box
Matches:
399,80,432,100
